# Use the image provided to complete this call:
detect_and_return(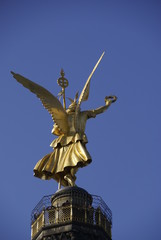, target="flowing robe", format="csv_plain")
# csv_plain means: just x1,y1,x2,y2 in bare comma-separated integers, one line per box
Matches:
33,110,96,186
